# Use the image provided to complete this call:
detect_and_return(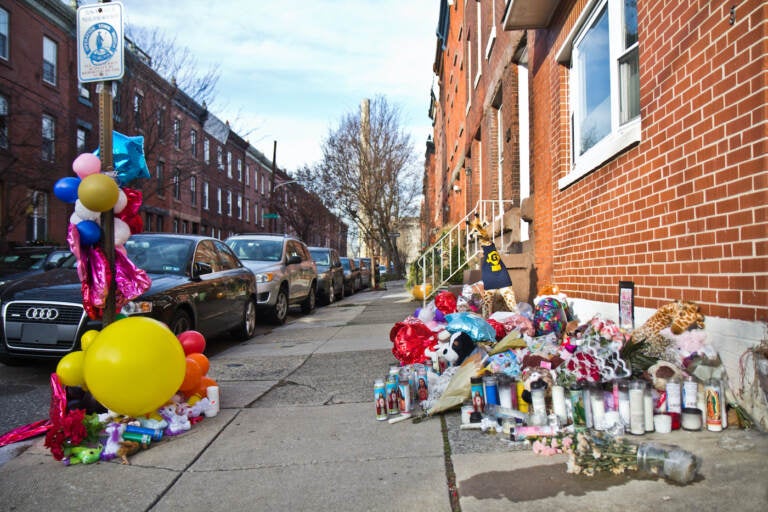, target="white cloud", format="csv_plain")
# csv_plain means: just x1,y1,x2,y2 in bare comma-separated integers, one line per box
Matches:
115,0,437,170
